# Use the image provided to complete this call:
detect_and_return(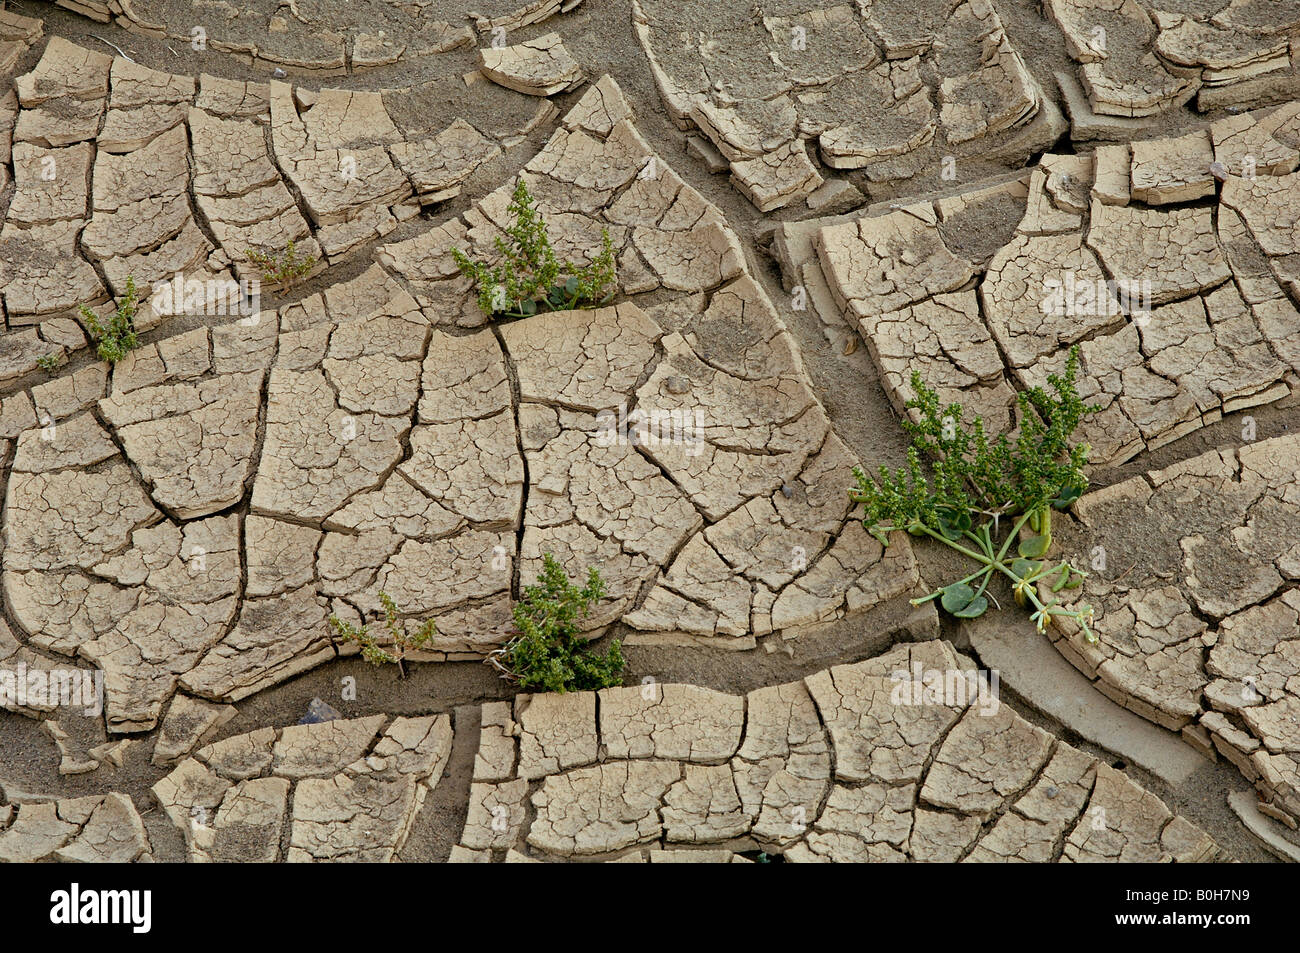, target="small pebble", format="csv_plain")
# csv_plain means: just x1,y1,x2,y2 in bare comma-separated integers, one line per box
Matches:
665,375,690,395
1209,161,1229,182
780,484,794,498
1046,785,1060,799
272,67,288,79
300,697,342,725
